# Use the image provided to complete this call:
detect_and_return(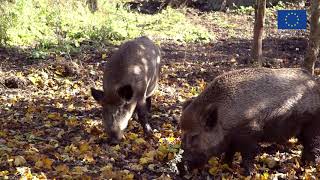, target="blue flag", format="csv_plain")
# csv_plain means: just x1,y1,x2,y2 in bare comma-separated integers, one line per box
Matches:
278,10,307,30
